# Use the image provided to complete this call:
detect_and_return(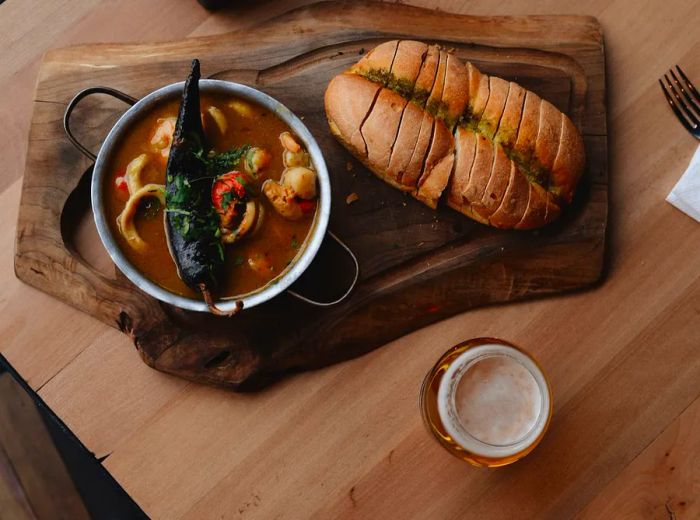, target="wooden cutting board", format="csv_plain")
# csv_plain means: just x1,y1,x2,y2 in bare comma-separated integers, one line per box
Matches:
14,1,607,389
